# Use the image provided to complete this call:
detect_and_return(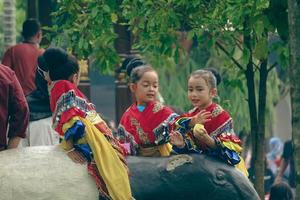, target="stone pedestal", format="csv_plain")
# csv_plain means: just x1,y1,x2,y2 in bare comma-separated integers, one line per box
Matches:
115,80,133,124
78,81,91,101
